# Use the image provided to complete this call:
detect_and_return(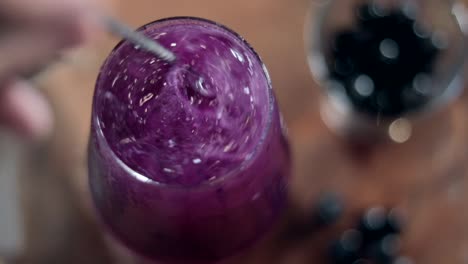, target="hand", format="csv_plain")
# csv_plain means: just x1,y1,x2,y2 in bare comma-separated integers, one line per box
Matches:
0,0,101,141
